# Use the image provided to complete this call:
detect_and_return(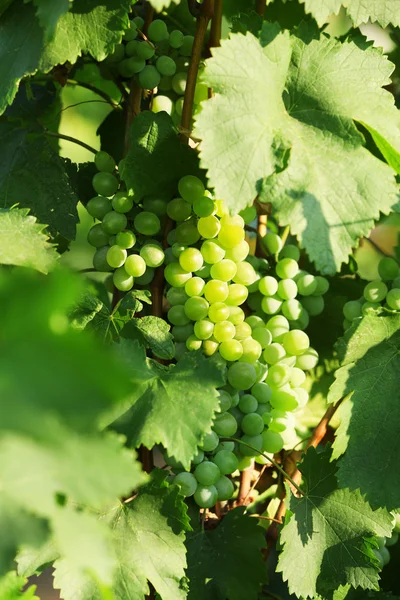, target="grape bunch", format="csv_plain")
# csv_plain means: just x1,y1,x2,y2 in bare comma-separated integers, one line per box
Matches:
164,175,321,507
105,16,194,92
86,150,166,289
343,256,400,329
373,529,398,569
